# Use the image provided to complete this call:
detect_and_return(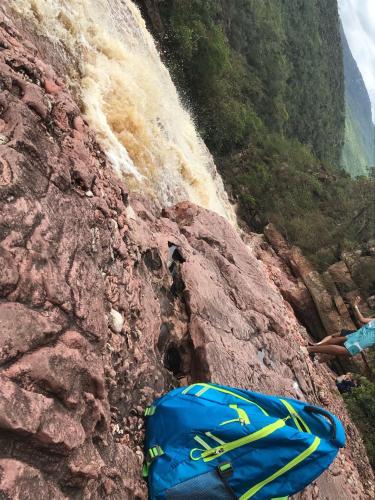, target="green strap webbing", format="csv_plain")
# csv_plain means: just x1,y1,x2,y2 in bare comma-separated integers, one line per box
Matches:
218,462,233,478
144,406,156,416
205,432,226,445
143,445,164,478
194,435,211,450
143,445,164,480
148,445,164,461
219,463,231,472
240,437,320,499
142,463,149,478
230,404,250,425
